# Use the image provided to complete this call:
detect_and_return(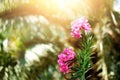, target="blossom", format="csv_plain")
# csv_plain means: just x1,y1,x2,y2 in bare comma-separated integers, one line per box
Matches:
58,48,75,61
71,17,91,38
60,64,69,74
57,48,76,74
